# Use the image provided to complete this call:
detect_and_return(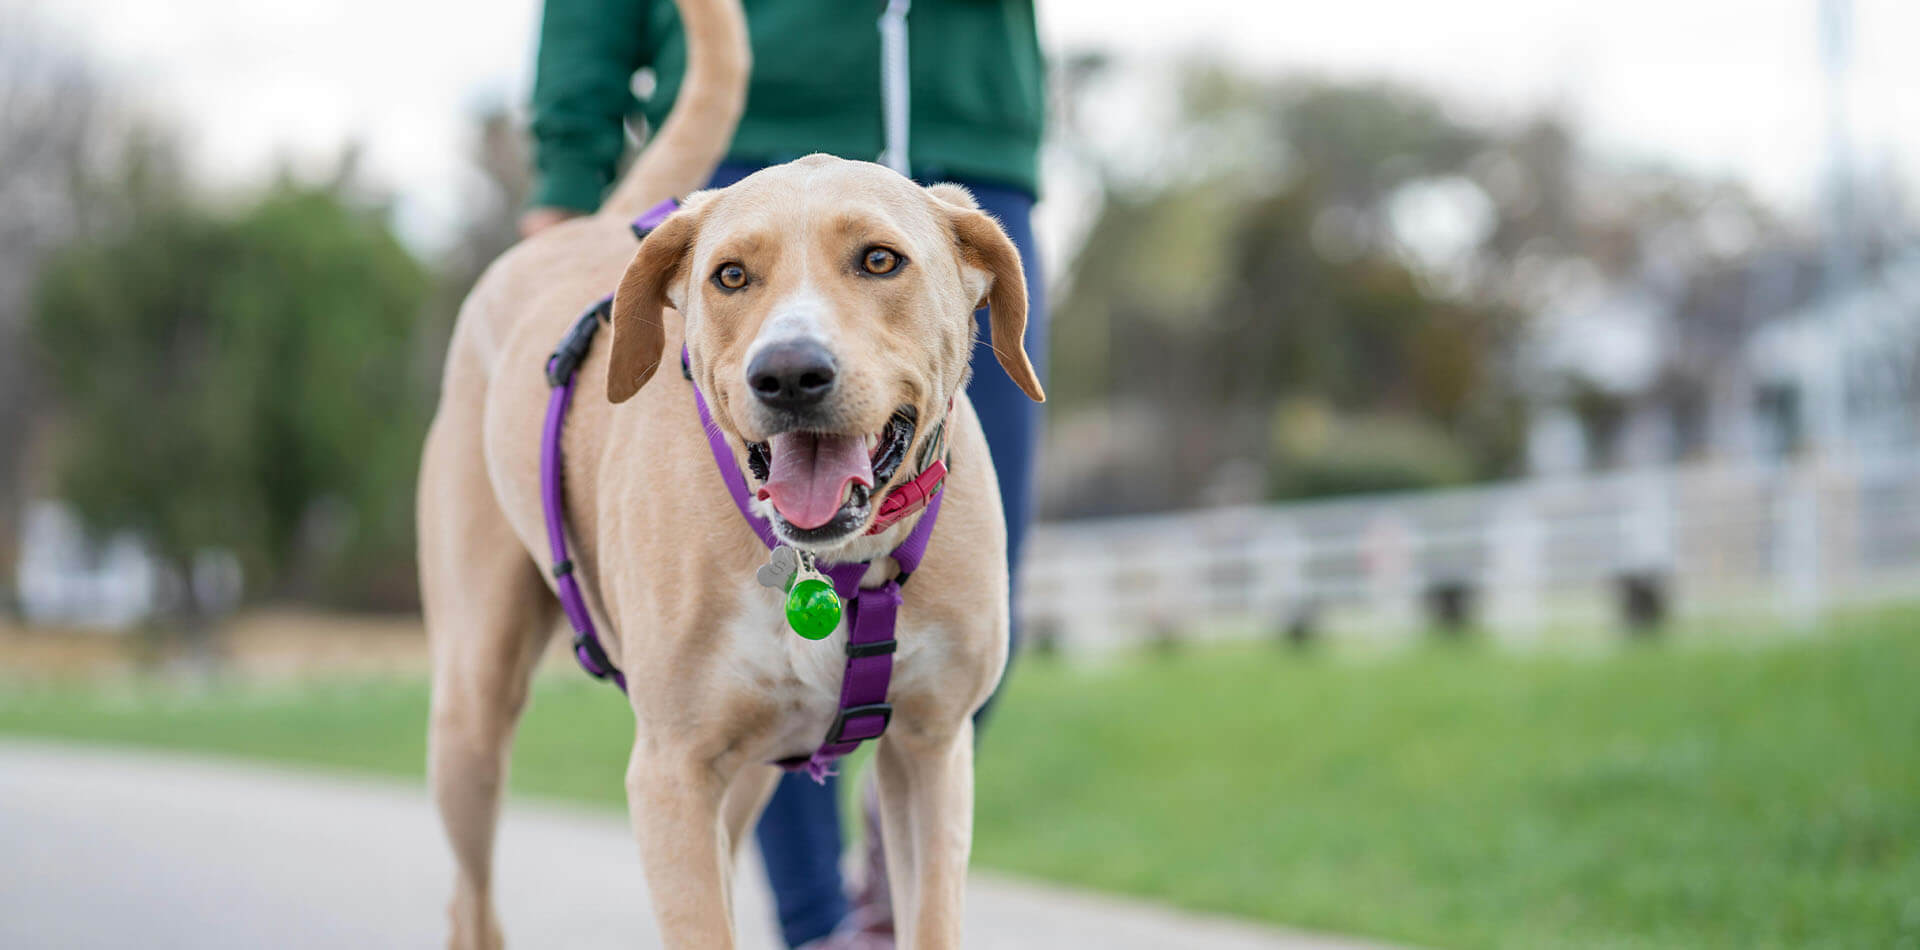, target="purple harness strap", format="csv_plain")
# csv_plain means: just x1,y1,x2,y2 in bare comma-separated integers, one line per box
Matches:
542,305,625,692
536,199,943,782
690,369,943,780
